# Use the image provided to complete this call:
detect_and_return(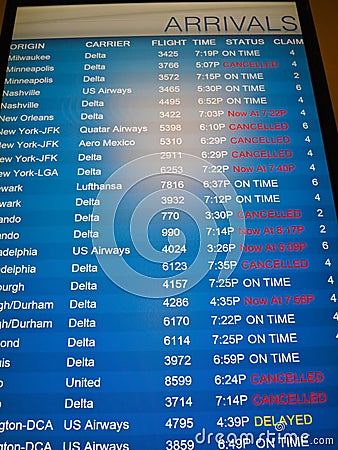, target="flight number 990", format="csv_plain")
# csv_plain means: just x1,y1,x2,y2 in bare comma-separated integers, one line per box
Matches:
162,227,181,237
